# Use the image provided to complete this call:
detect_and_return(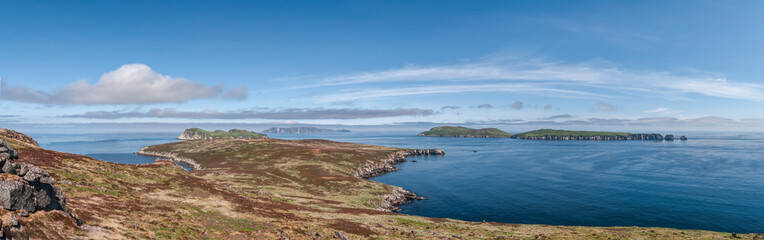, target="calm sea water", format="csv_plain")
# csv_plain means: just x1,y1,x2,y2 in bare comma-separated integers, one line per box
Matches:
31,131,764,233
